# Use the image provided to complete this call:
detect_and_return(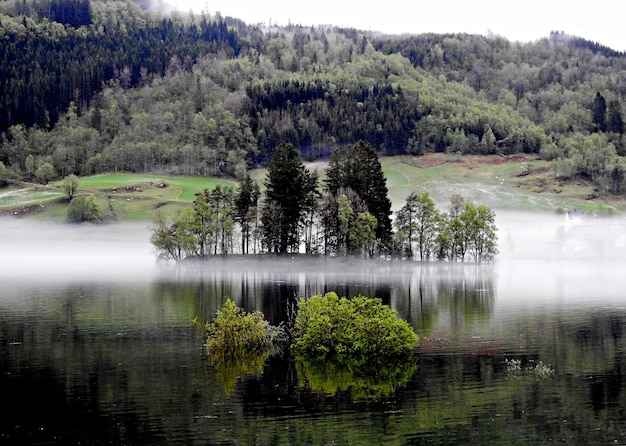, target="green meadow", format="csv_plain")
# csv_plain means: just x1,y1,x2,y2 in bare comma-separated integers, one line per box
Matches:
0,154,622,221
1,173,237,221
